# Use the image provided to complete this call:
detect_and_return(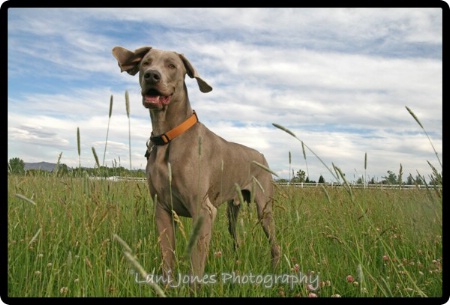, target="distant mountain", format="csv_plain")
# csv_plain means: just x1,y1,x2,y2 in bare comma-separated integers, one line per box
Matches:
24,162,59,172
